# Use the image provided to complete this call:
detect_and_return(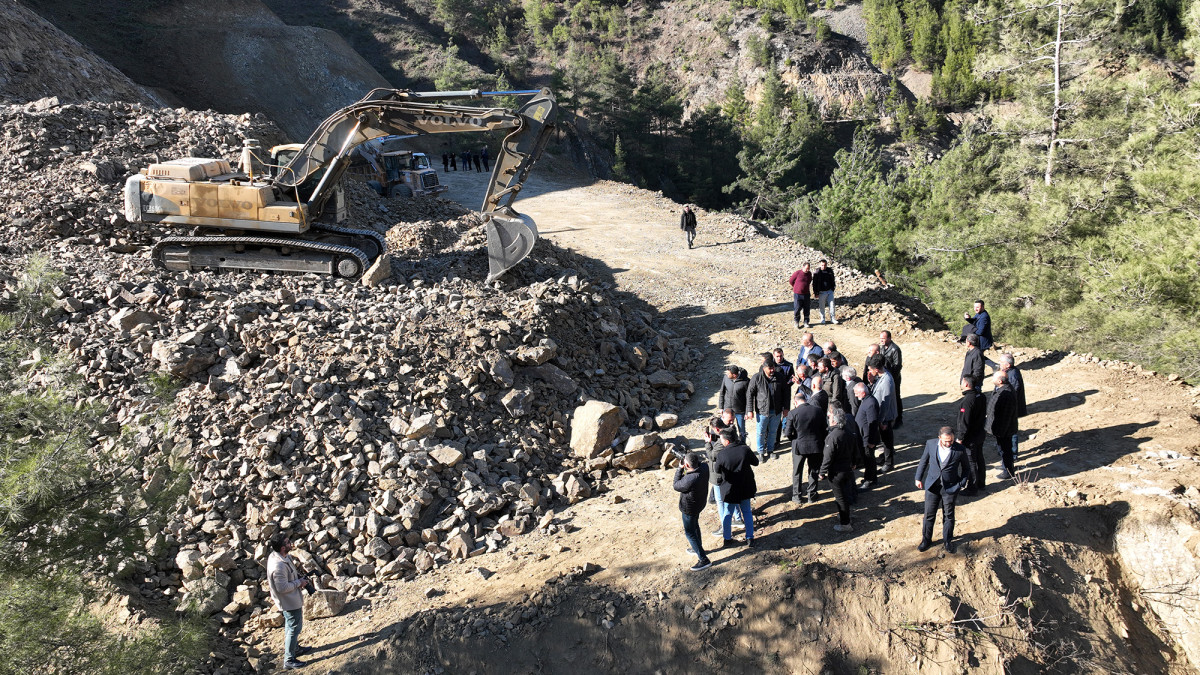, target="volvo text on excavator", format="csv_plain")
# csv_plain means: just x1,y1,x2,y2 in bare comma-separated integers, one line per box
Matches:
123,88,557,282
